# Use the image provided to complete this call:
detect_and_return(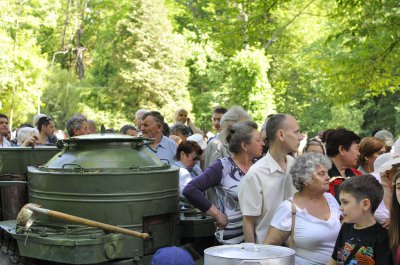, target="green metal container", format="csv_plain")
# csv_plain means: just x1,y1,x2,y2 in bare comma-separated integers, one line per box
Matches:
0,146,60,220
11,134,180,264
